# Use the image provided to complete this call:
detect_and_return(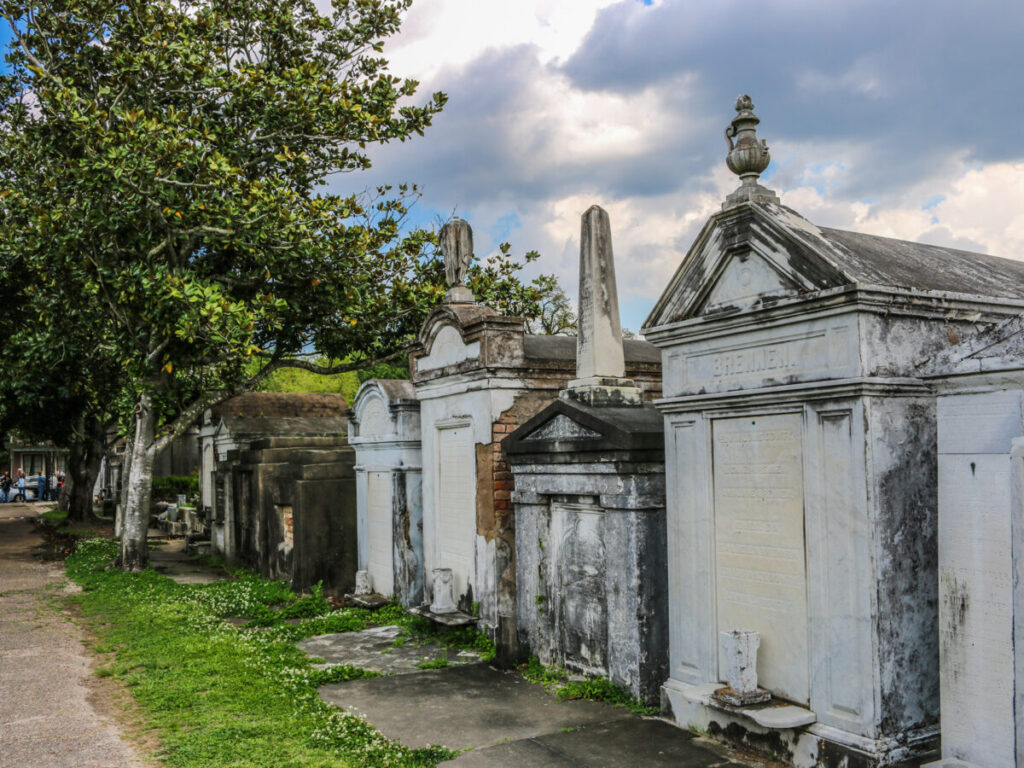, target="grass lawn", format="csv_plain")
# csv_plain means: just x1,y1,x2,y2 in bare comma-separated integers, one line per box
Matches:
64,539,465,767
